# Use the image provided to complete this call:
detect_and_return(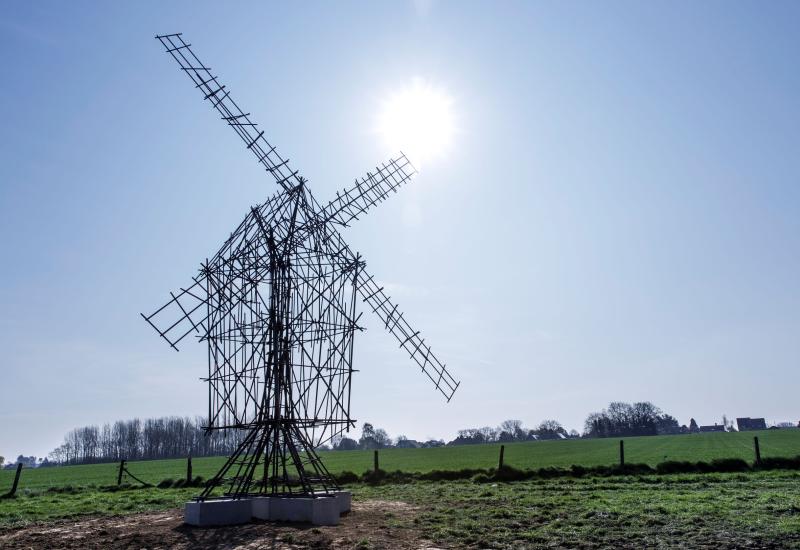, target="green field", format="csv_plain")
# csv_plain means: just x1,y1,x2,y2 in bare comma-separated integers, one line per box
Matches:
2,431,800,546
362,471,800,548
2,472,799,547
2,429,799,493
